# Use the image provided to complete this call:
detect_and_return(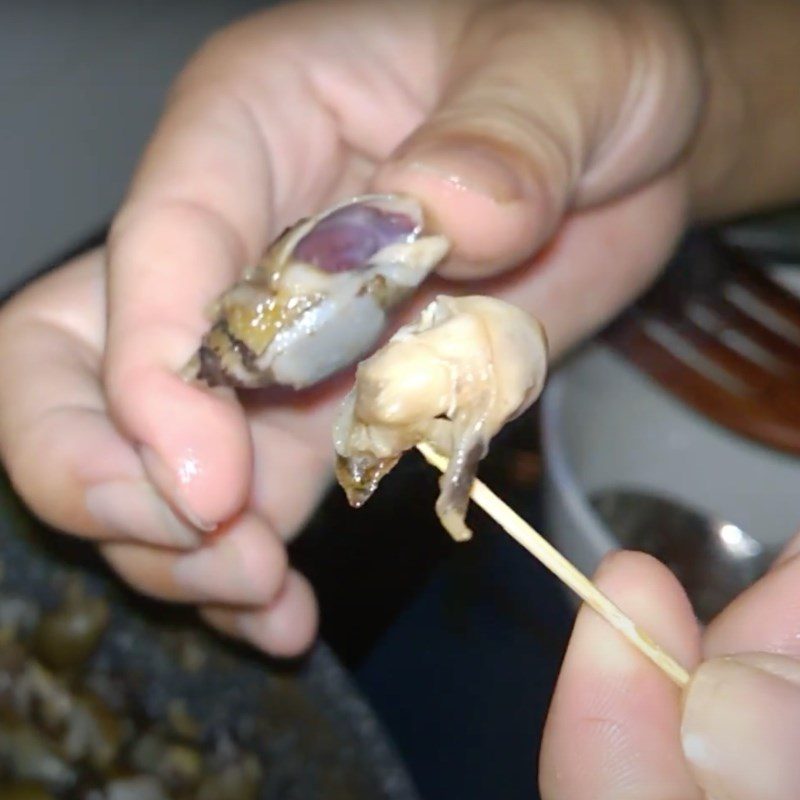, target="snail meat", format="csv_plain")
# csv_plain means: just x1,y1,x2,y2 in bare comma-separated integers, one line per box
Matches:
333,295,548,541
185,194,449,390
